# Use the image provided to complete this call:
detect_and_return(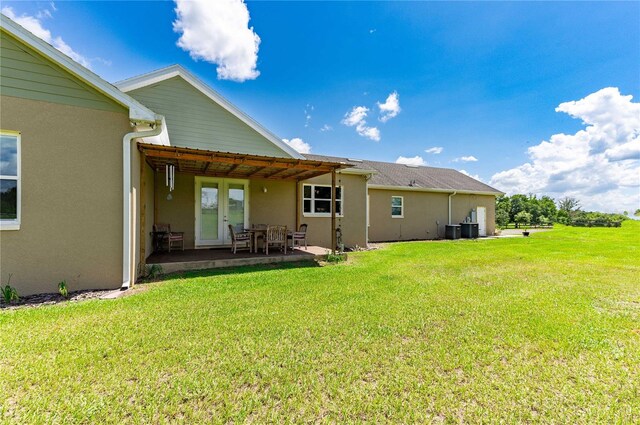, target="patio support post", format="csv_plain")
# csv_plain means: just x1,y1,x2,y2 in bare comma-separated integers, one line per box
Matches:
139,151,147,276
331,169,336,254
295,181,300,231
